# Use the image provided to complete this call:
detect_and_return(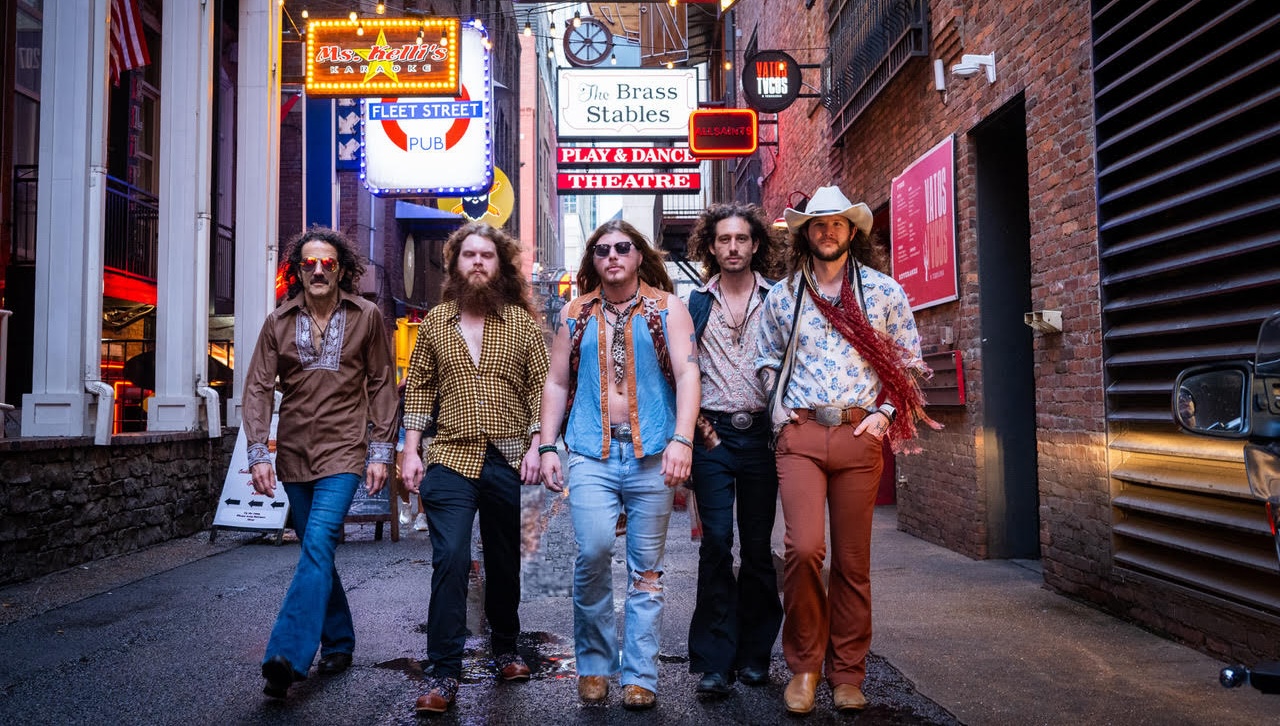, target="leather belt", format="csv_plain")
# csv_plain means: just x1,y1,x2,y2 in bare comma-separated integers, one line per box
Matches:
702,409,765,431
795,406,868,427
609,423,633,442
